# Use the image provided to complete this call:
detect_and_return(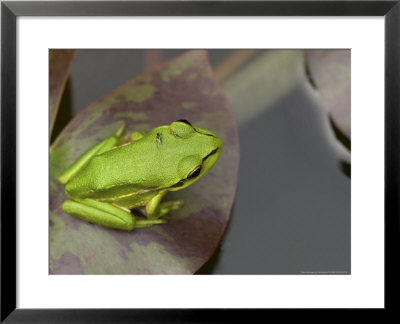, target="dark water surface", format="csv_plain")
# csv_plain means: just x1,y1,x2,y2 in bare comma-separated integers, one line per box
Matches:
55,49,350,274
198,83,350,274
